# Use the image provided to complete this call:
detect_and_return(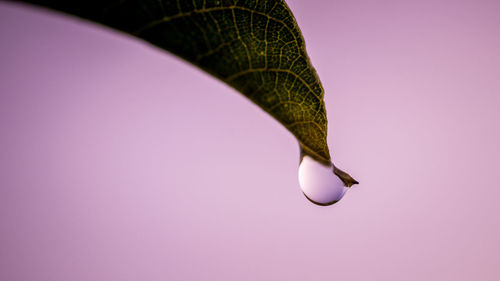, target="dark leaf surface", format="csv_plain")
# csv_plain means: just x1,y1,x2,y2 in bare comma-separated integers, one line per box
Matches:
18,0,334,164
